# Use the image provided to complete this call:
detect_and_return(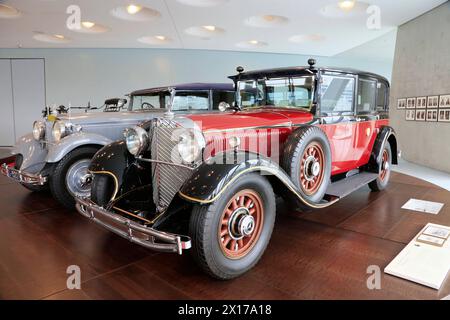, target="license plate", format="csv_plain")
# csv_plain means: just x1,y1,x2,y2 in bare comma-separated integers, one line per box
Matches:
7,169,20,180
